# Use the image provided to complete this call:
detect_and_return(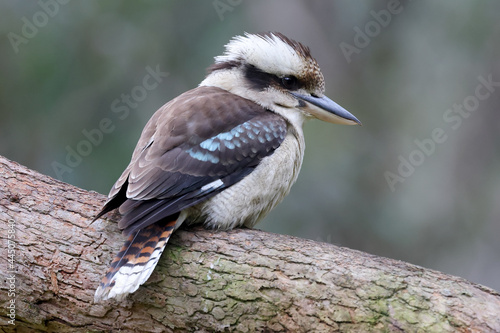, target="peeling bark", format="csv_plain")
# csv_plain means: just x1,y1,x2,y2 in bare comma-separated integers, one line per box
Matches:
0,155,499,333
